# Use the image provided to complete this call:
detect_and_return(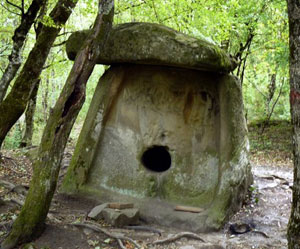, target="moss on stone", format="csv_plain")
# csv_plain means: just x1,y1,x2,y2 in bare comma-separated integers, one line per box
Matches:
61,66,126,193
61,65,251,232
66,22,236,73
